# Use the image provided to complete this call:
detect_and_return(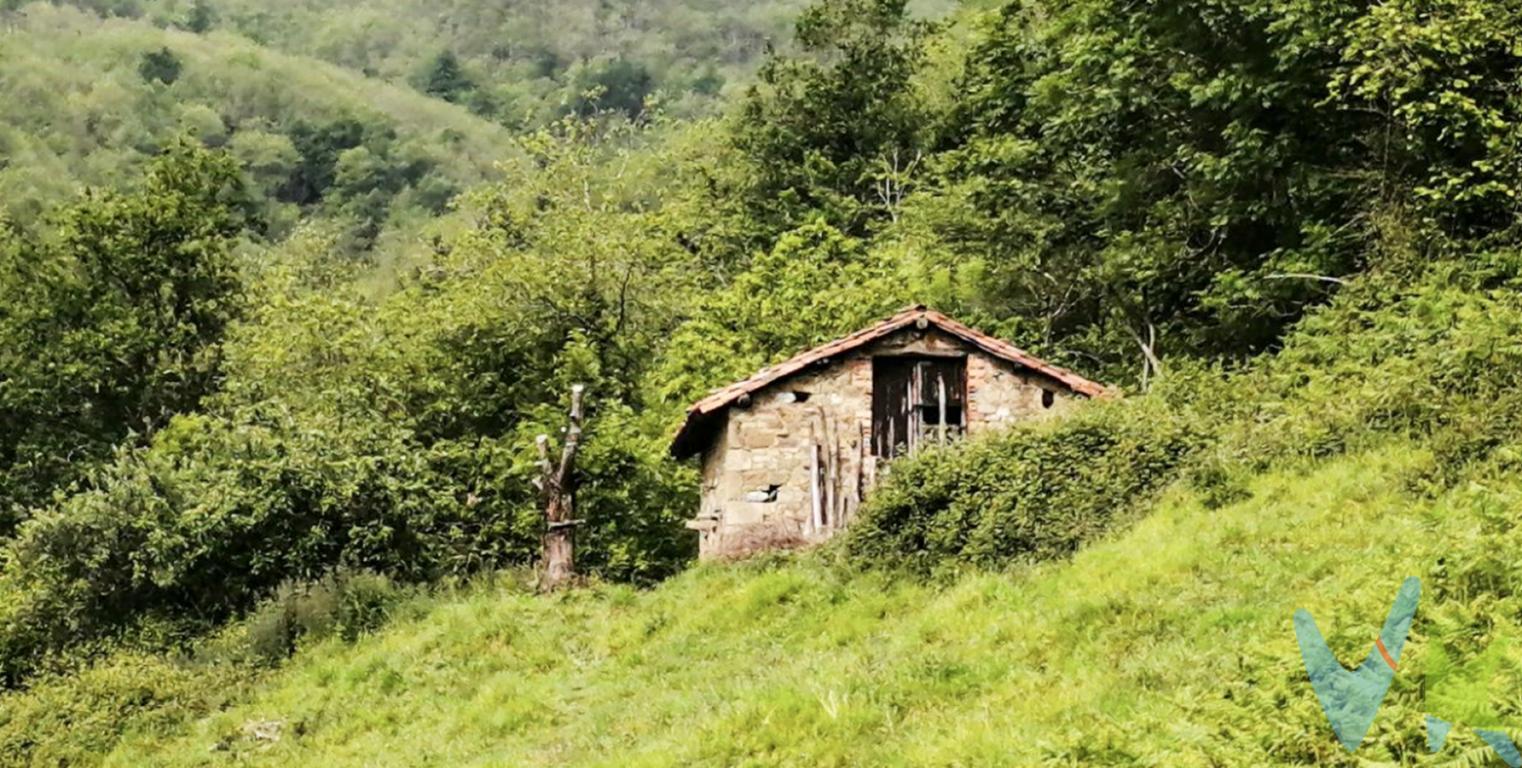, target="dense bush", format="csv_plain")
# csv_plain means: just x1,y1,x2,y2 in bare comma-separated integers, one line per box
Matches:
238,570,406,663
0,143,246,536
846,386,1212,572
0,569,410,767
0,411,487,685
0,649,247,767
1200,249,1522,482
850,244,1522,572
